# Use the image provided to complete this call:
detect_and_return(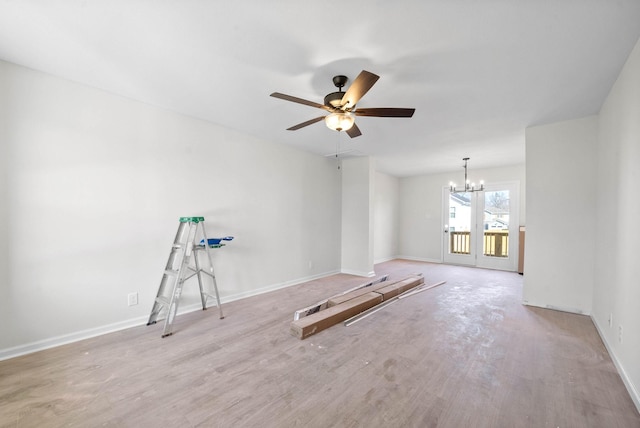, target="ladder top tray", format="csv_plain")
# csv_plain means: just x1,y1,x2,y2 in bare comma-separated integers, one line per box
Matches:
180,216,205,223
